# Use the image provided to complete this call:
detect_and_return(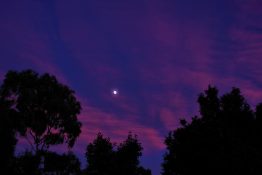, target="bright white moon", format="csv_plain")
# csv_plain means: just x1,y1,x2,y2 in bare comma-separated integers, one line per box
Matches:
112,90,118,95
